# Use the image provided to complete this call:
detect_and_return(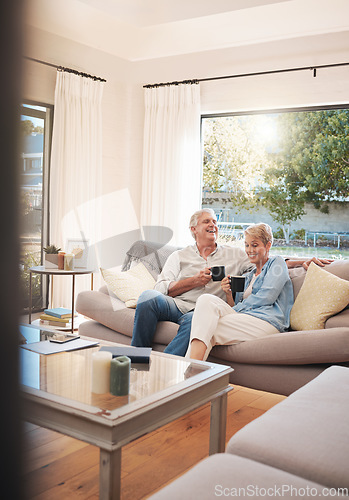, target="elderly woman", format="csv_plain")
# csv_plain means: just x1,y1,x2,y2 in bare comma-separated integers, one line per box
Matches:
186,223,294,361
